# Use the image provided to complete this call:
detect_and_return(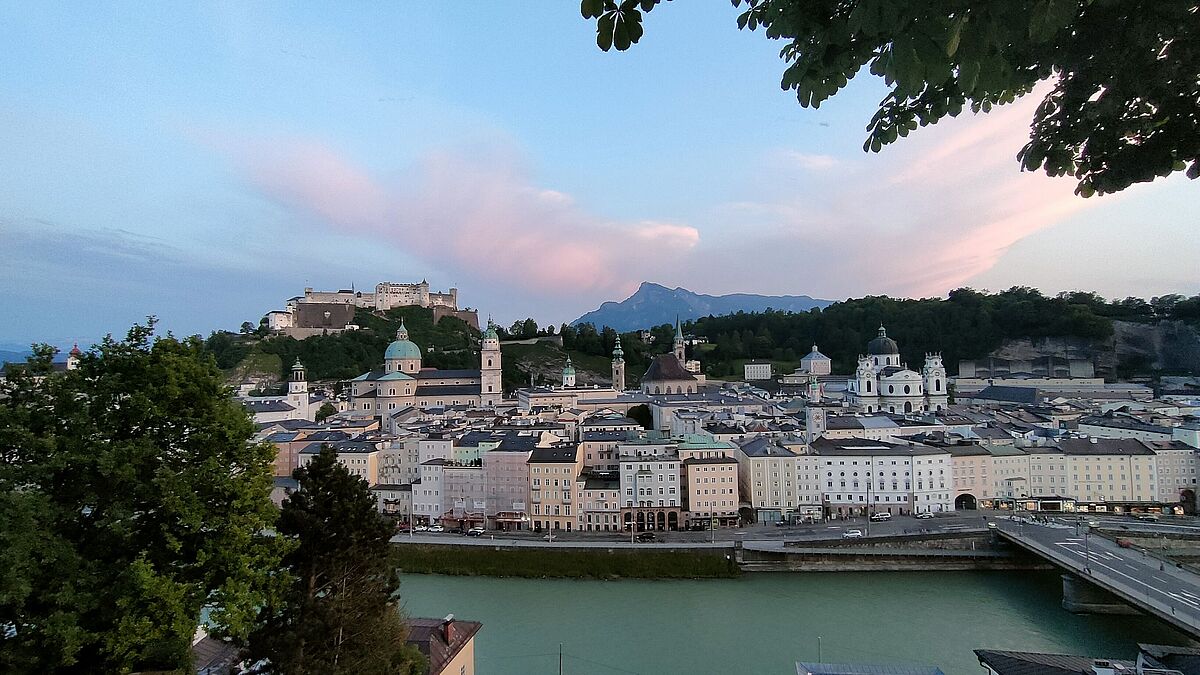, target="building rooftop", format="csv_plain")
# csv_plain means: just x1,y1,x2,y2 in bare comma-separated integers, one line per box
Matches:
973,649,1133,675
797,662,944,675
810,437,947,457
407,616,482,675
528,444,580,463
1056,438,1156,456
642,354,697,382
